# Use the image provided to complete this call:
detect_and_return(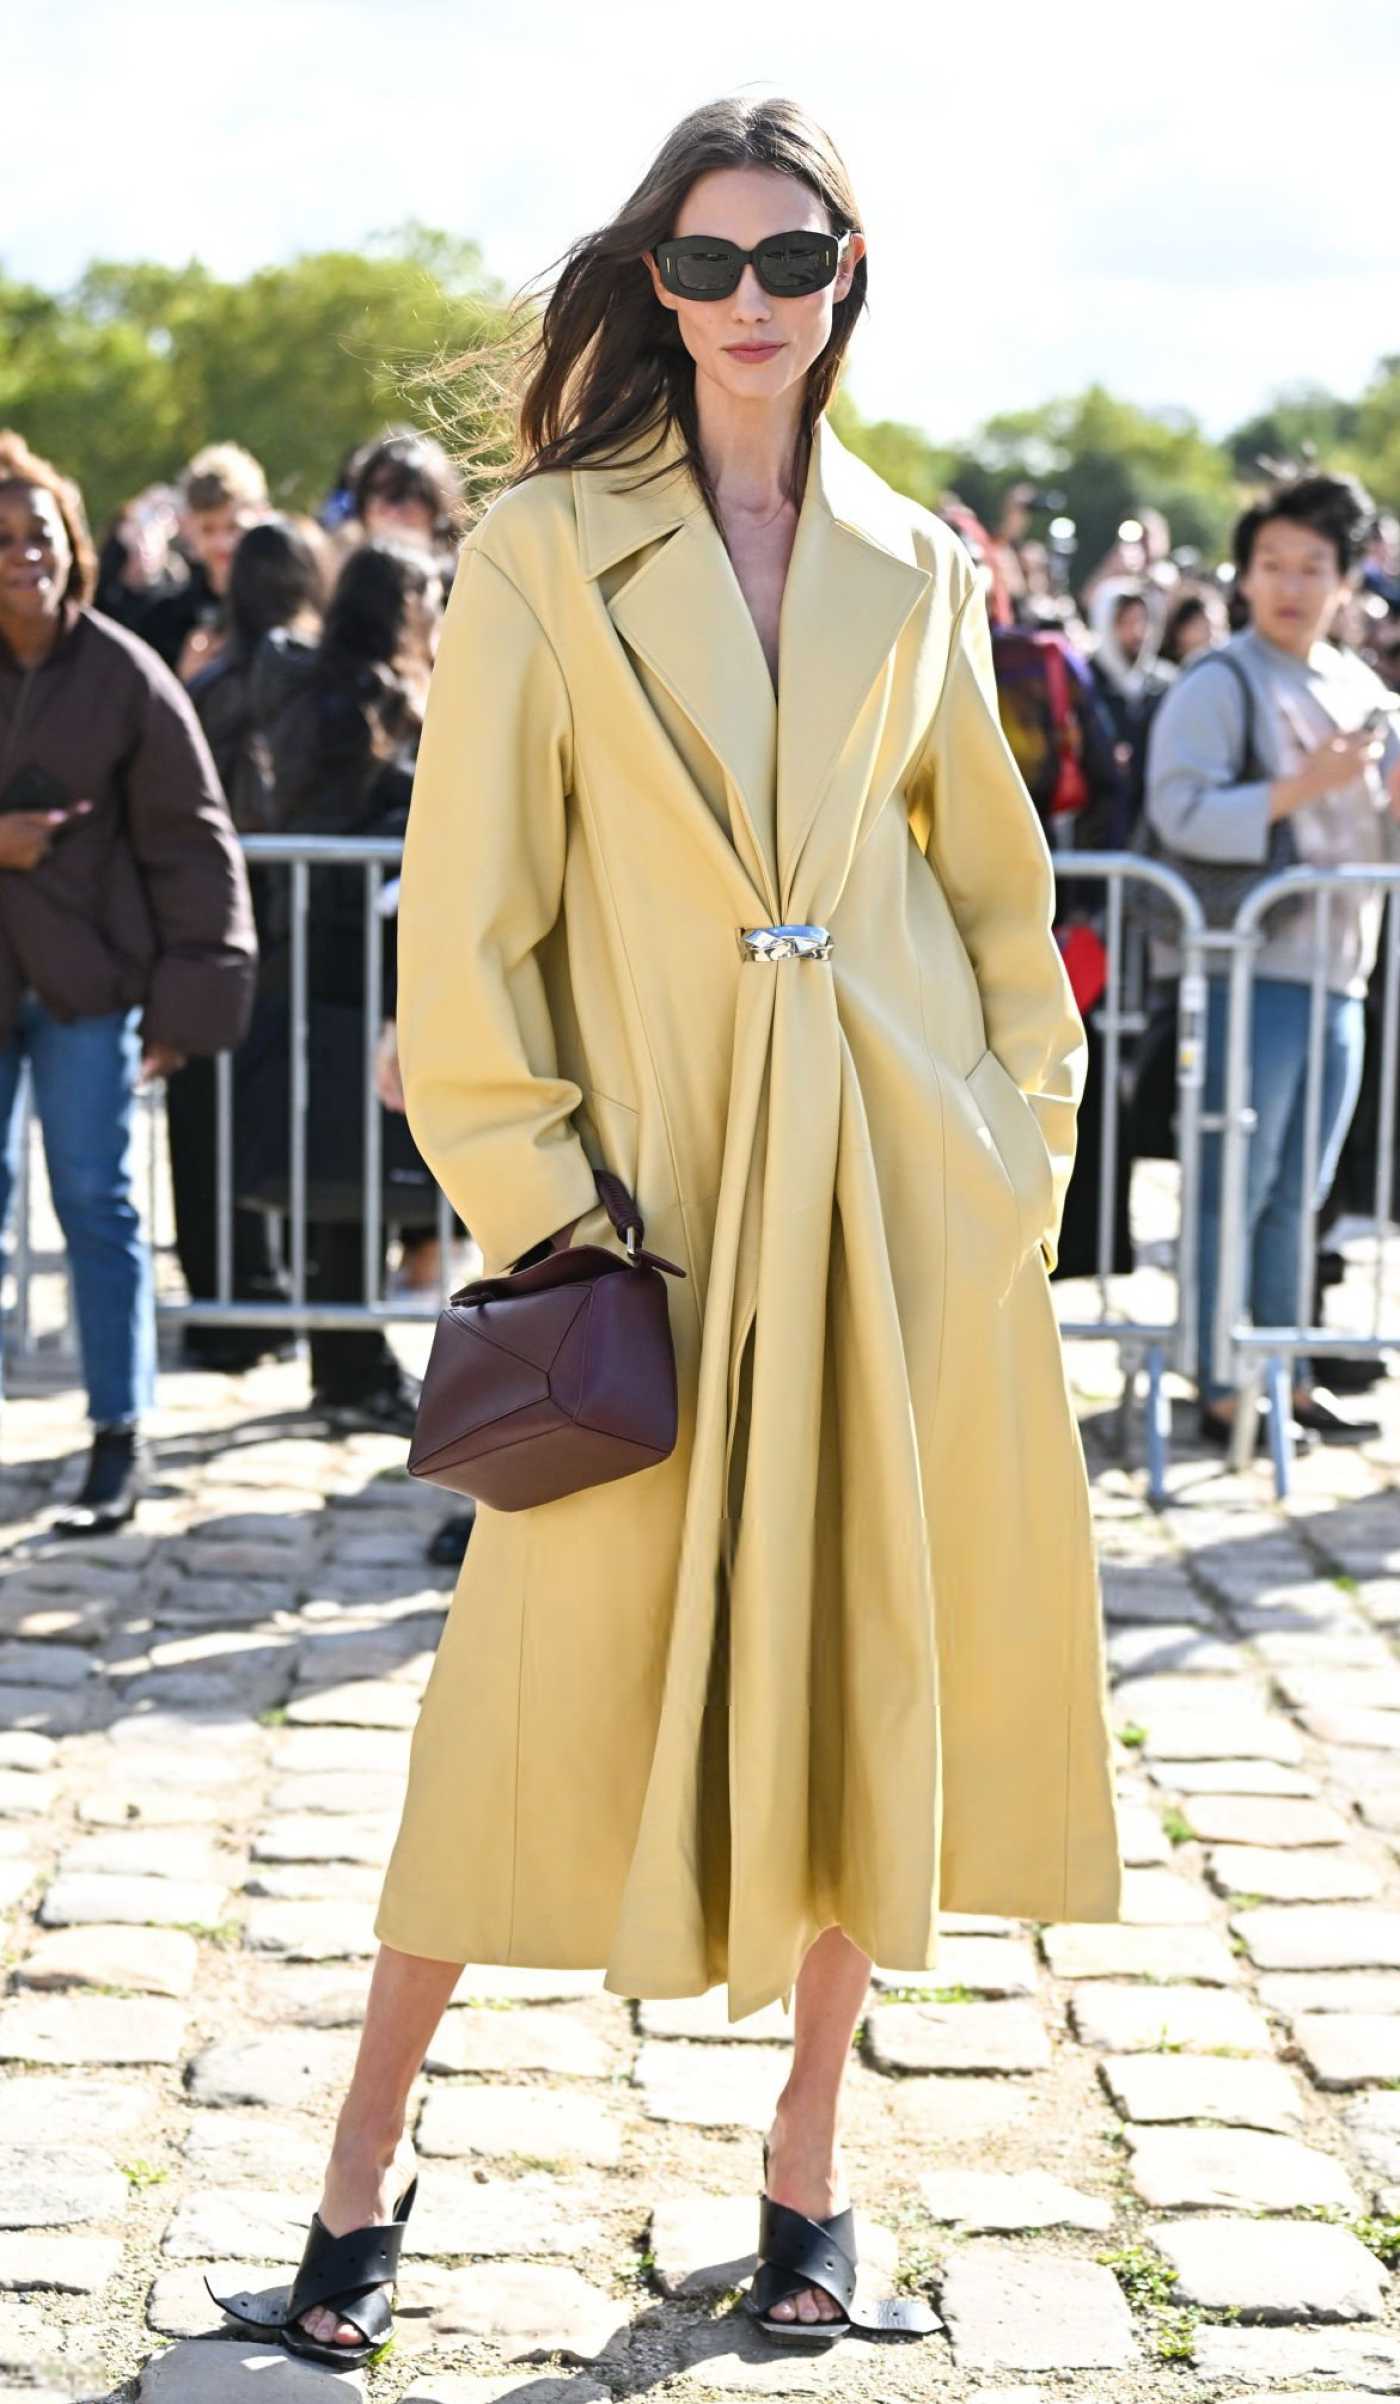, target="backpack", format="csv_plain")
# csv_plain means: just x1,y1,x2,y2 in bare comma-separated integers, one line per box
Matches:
991,626,1090,824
